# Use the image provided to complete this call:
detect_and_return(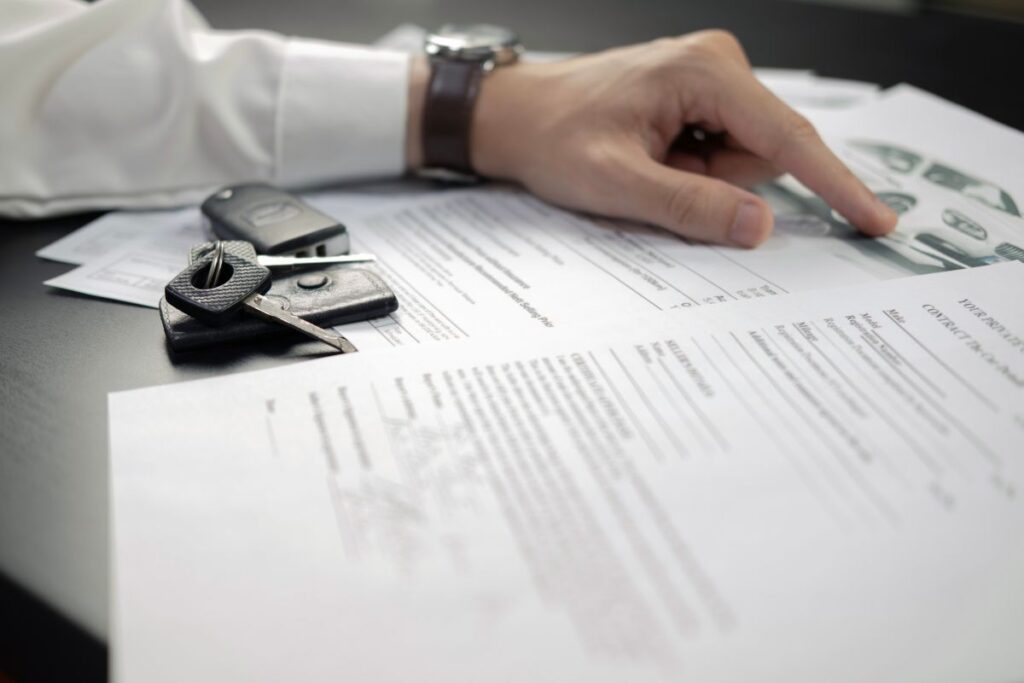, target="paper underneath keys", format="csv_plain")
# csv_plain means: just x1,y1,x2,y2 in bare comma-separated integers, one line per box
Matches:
110,262,1024,683
36,206,199,265
44,210,201,307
